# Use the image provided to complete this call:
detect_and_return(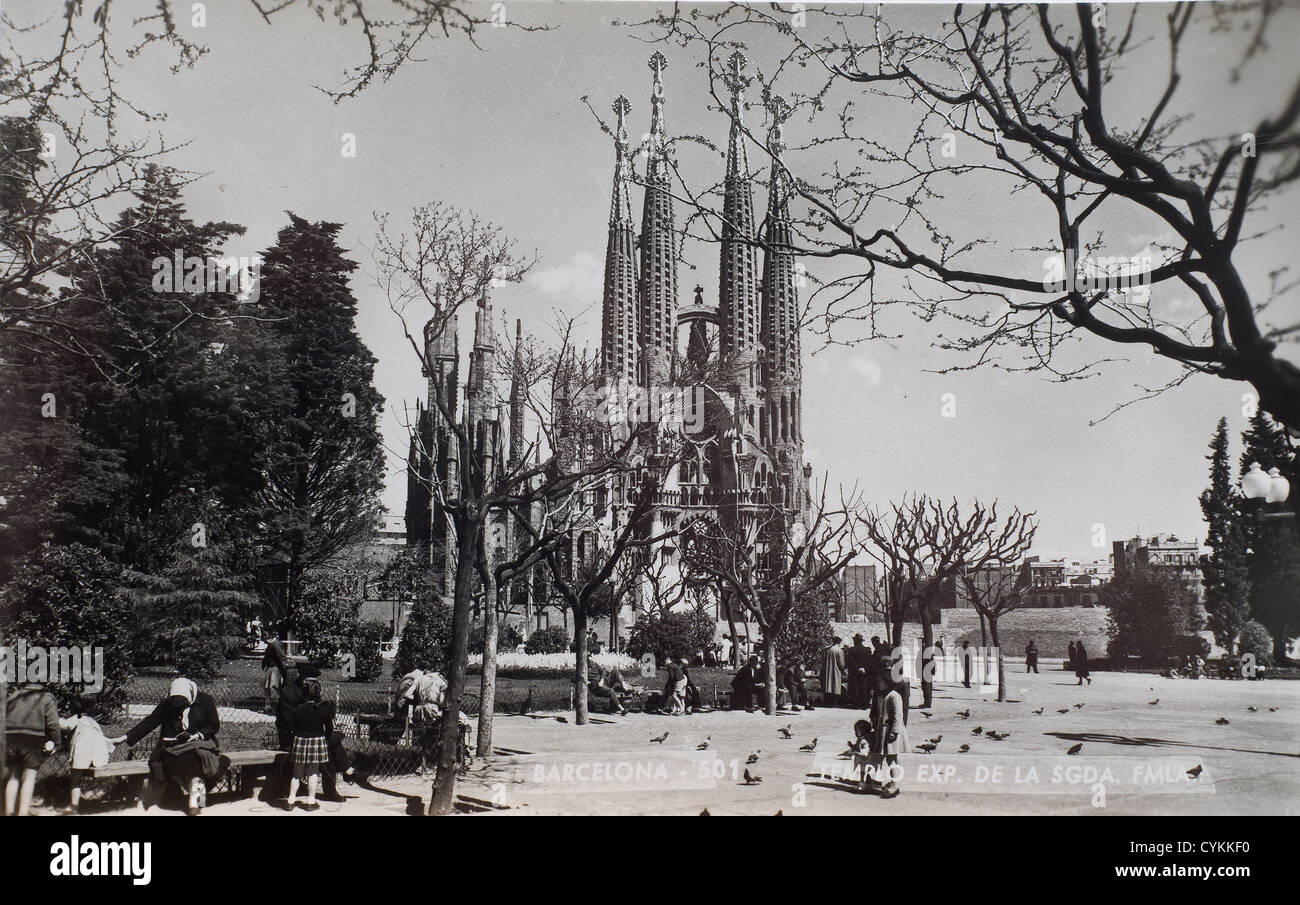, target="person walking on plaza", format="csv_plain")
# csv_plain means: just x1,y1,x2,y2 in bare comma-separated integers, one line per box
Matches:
821,636,846,707
262,628,290,713
1025,639,1039,674
1073,640,1091,685
4,681,61,816
959,639,973,689
659,656,688,715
